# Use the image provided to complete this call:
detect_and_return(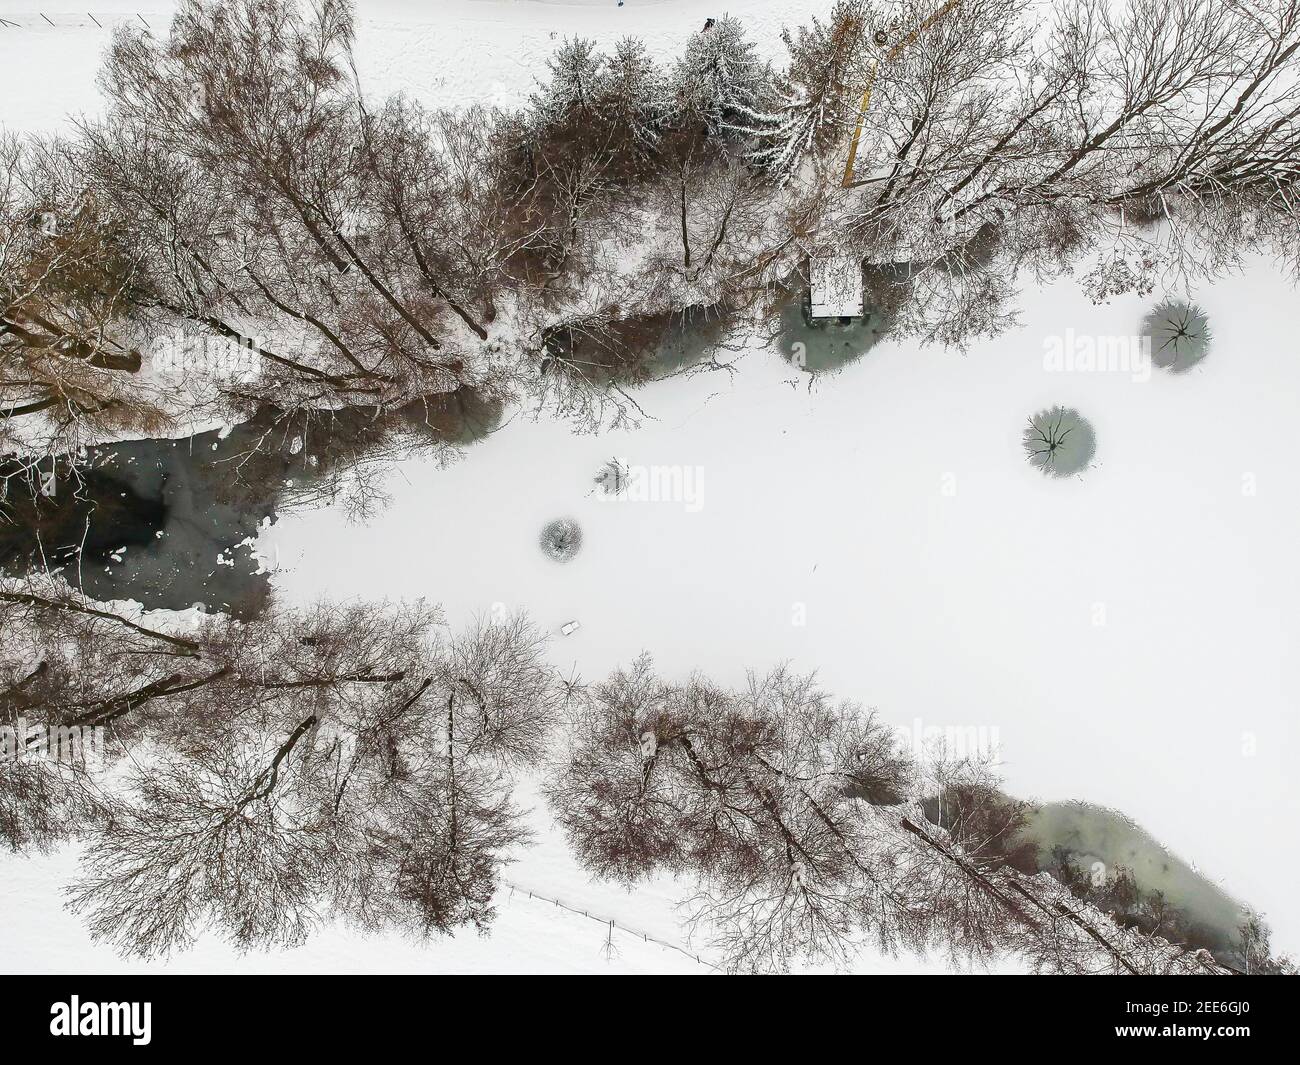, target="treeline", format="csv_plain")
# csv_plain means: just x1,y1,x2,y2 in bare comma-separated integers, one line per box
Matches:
5,0,1300,461
1,577,1289,973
